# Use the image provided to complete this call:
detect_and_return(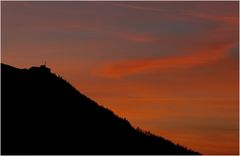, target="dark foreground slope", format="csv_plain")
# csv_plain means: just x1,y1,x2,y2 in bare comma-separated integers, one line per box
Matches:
1,63,200,155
